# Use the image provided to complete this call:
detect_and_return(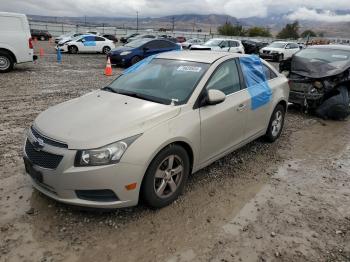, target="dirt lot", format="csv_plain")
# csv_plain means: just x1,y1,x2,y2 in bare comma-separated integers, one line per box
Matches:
0,42,349,262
